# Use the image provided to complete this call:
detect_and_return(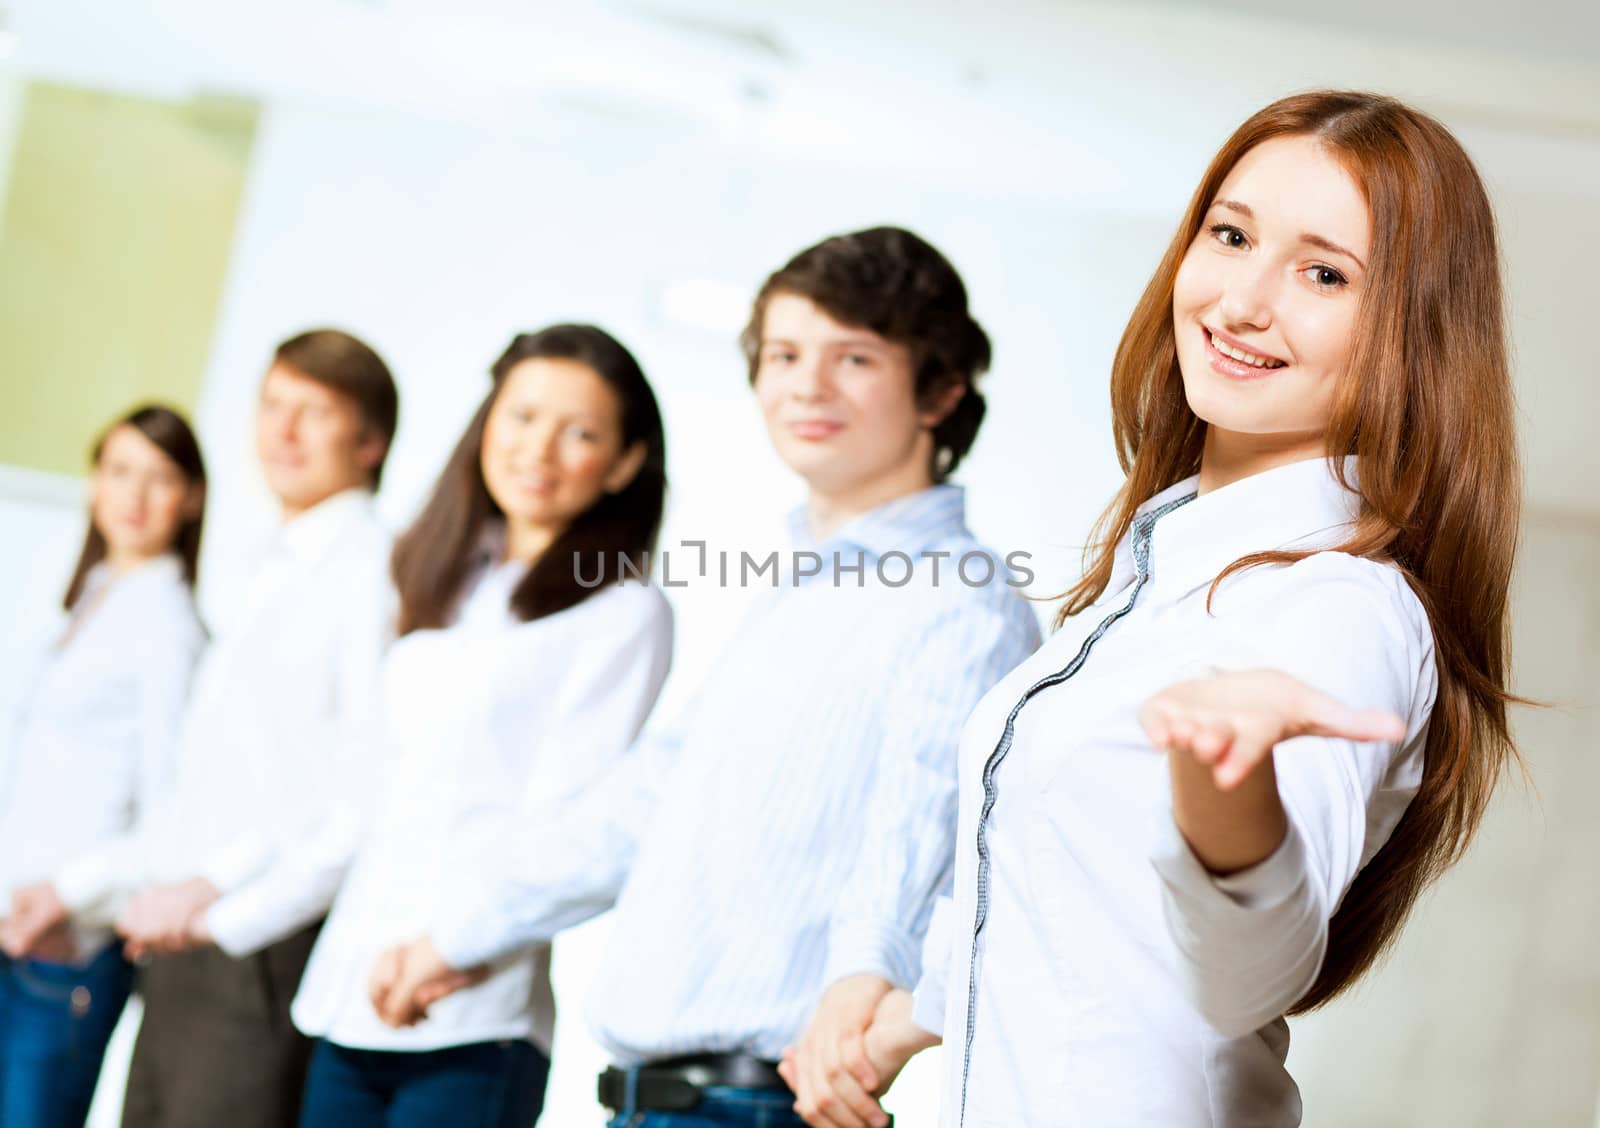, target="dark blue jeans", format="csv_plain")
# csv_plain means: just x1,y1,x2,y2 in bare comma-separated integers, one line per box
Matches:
605,1085,810,1128
0,943,136,1128
299,1037,549,1128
